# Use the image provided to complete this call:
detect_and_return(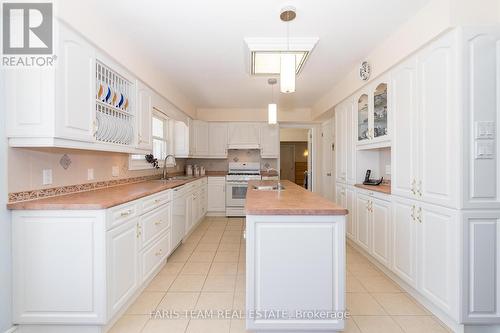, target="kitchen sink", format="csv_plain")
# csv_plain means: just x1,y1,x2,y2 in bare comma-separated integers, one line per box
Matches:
252,184,285,191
